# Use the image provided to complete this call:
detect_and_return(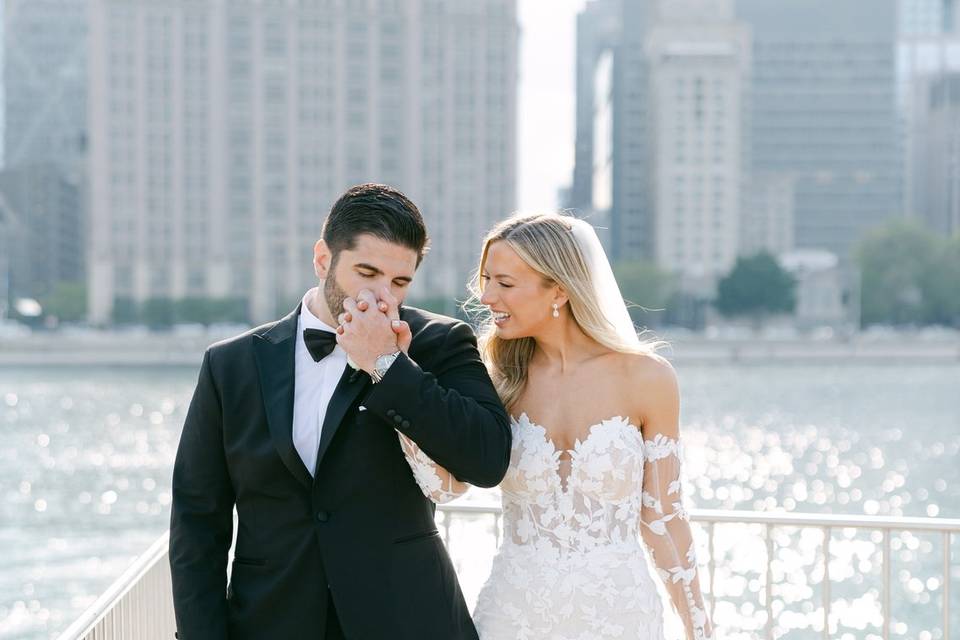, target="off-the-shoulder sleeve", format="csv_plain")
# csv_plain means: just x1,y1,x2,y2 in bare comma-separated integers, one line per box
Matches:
639,432,713,640
397,432,470,504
